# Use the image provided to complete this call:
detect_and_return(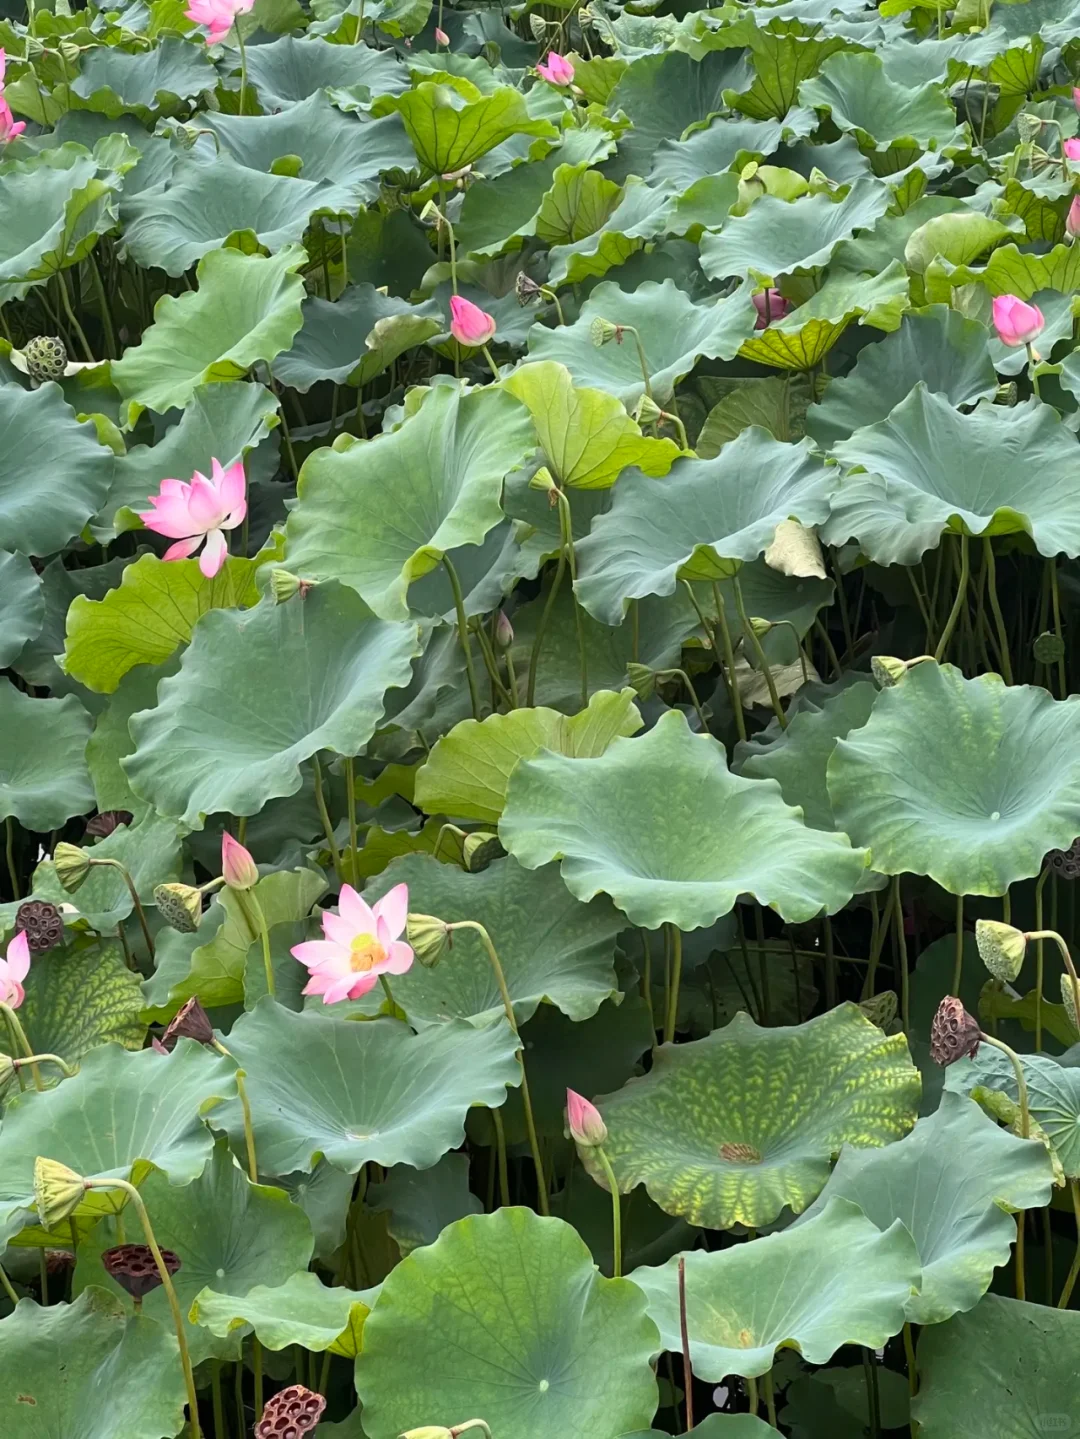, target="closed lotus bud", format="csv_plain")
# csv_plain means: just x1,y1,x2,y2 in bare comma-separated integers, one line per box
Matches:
221,832,258,891
154,883,203,934
1067,193,1080,242
33,1157,86,1229
462,832,504,873
590,316,620,347
53,842,91,893
103,1243,181,1301
871,655,909,688
515,271,541,305
975,919,1027,983
254,1383,327,1438
1062,973,1080,1032
161,996,215,1051
566,1088,608,1147
930,995,981,1067
494,611,513,650
407,913,451,968
15,899,64,955
626,662,656,701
